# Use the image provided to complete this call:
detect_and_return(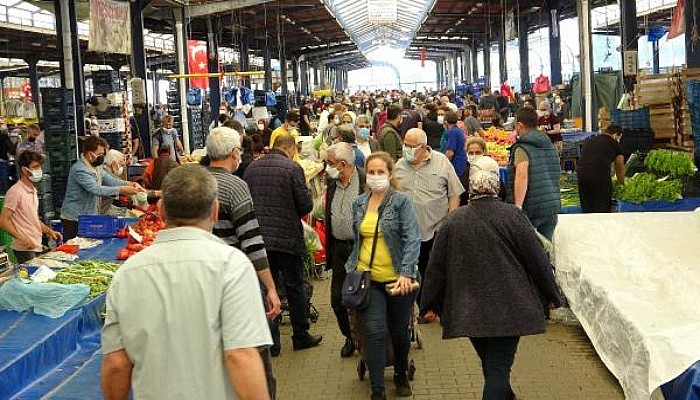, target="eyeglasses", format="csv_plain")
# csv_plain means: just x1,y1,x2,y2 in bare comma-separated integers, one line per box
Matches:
403,143,422,149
